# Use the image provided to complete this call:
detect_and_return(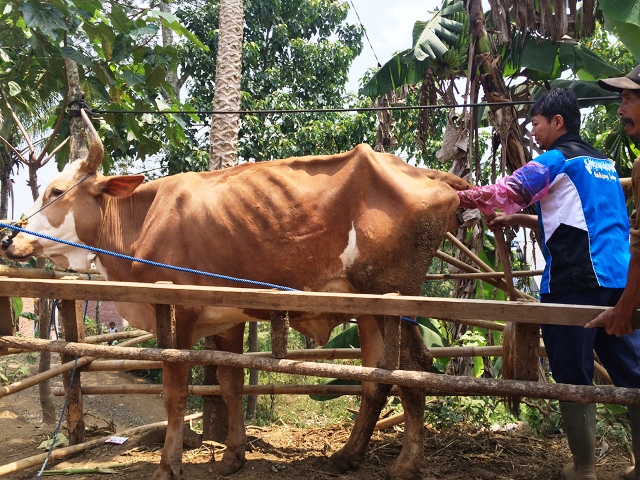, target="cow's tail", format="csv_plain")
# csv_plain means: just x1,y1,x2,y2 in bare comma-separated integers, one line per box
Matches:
500,322,521,416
